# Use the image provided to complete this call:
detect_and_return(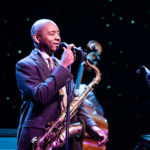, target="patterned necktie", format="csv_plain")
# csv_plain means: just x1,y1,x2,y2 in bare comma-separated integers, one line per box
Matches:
47,57,54,71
